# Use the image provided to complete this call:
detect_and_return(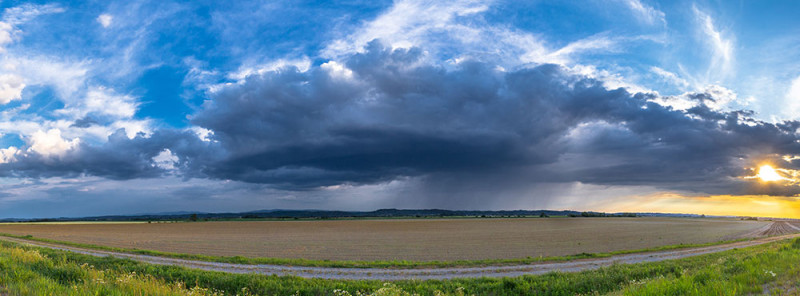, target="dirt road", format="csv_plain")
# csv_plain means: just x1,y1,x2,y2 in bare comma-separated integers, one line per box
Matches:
1,222,798,280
